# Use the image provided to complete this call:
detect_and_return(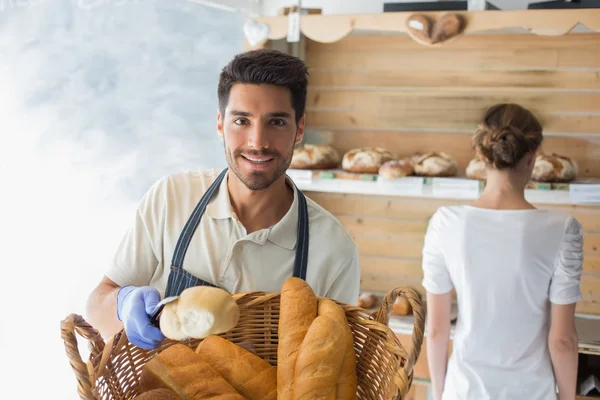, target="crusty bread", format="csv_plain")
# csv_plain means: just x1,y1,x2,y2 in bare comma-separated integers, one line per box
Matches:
195,336,277,400
342,147,397,174
315,299,358,400
391,297,413,317
139,344,243,399
413,152,457,177
293,312,347,399
531,153,578,182
465,158,487,181
159,286,240,341
378,159,414,179
133,388,181,400
405,14,434,46
431,13,464,44
290,144,341,170
278,277,318,400
357,293,378,309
